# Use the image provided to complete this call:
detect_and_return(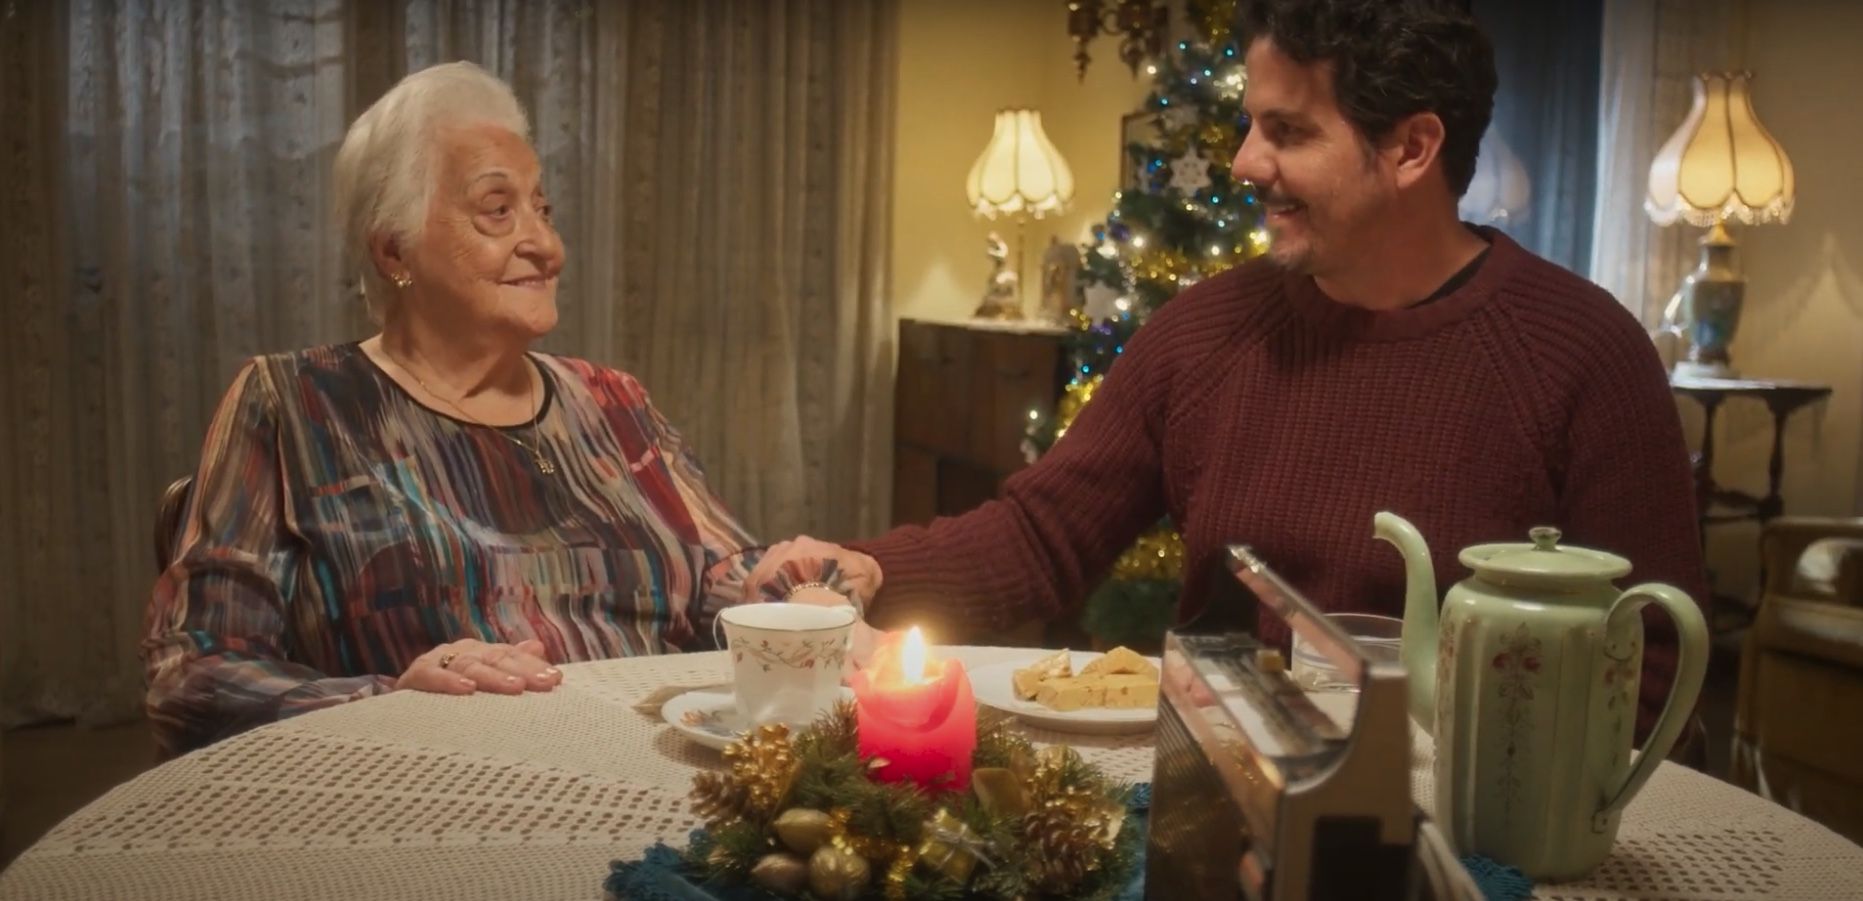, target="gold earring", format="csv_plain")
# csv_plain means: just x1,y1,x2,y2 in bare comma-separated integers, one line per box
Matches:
390,272,413,289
